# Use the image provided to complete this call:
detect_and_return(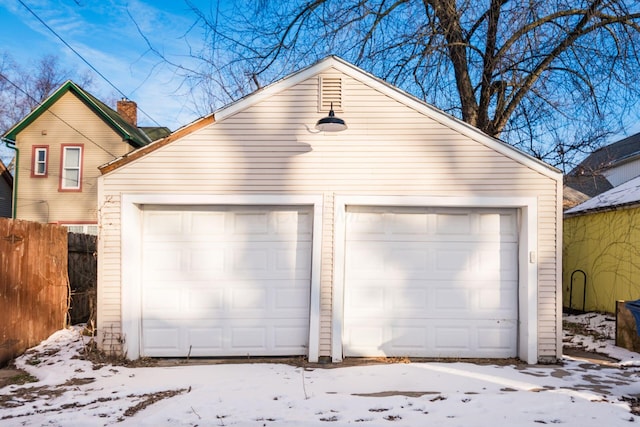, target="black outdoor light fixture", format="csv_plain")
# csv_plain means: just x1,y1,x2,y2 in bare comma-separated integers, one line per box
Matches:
315,102,347,132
